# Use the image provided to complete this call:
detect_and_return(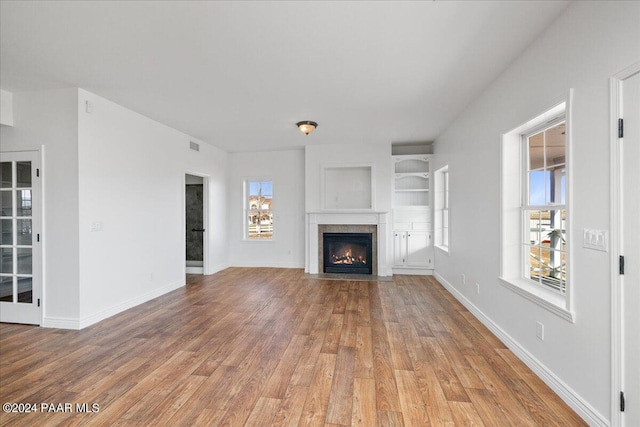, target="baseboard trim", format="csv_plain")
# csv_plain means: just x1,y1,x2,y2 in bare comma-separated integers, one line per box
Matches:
229,261,305,269
77,278,185,329
206,263,229,275
43,279,187,330
433,271,608,427
392,267,433,276
186,266,203,274
79,278,186,330
42,316,81,330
